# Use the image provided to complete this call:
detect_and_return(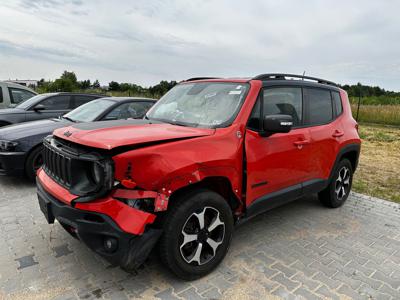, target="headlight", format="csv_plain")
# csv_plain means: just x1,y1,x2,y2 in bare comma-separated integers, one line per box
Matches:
0,140,18,151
